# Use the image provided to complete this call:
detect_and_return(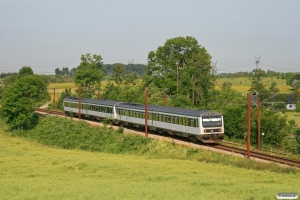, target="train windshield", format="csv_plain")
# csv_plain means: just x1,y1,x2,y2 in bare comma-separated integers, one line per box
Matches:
202,116,222,127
